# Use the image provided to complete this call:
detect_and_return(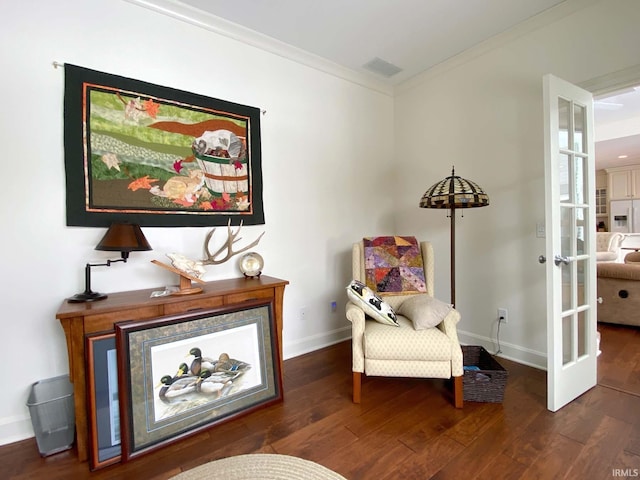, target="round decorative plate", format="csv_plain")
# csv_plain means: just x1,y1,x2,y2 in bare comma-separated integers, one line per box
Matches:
239,252,264,277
